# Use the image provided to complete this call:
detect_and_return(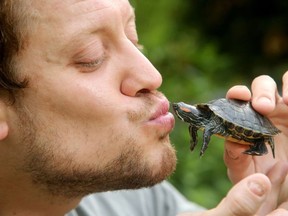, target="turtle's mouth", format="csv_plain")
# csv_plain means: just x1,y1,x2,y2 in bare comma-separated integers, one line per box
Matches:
172,103,184,121
172,102,191,120
172,102,201,124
